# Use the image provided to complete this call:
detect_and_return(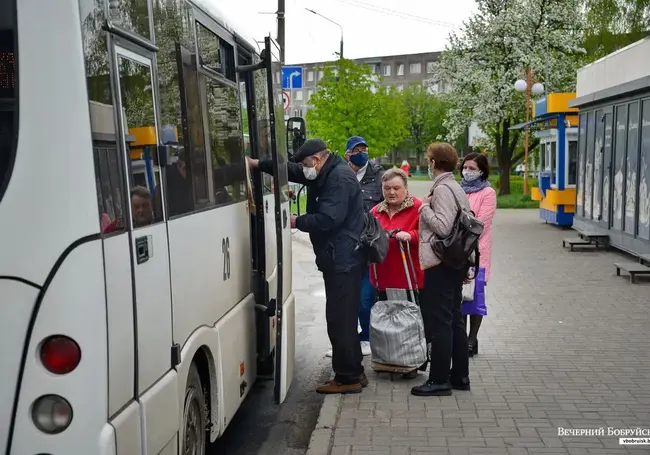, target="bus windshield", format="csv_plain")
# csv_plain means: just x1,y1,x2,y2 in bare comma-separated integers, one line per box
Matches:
0,0,17,203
